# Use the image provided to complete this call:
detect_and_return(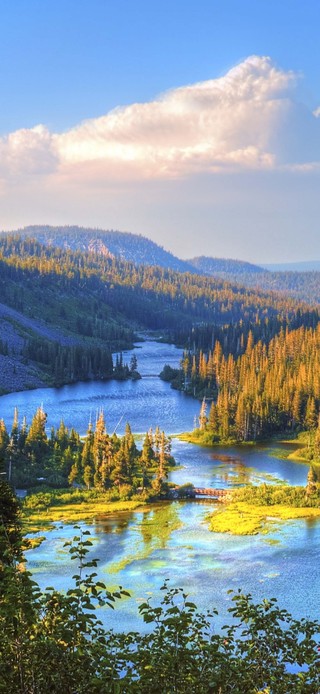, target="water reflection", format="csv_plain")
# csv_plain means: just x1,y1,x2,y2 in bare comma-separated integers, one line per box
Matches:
0,341,199,435
101,504,183,574
96,514,132,536
5,339,316,632
169,439,308,489
27,500,320,633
